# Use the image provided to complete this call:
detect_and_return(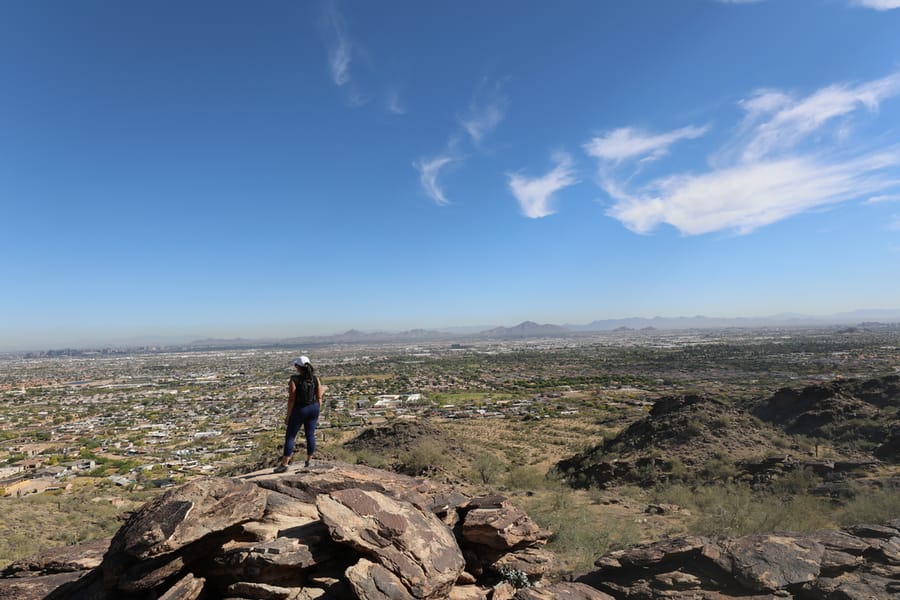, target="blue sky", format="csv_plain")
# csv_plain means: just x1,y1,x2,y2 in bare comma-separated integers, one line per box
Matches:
3,0,900,350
